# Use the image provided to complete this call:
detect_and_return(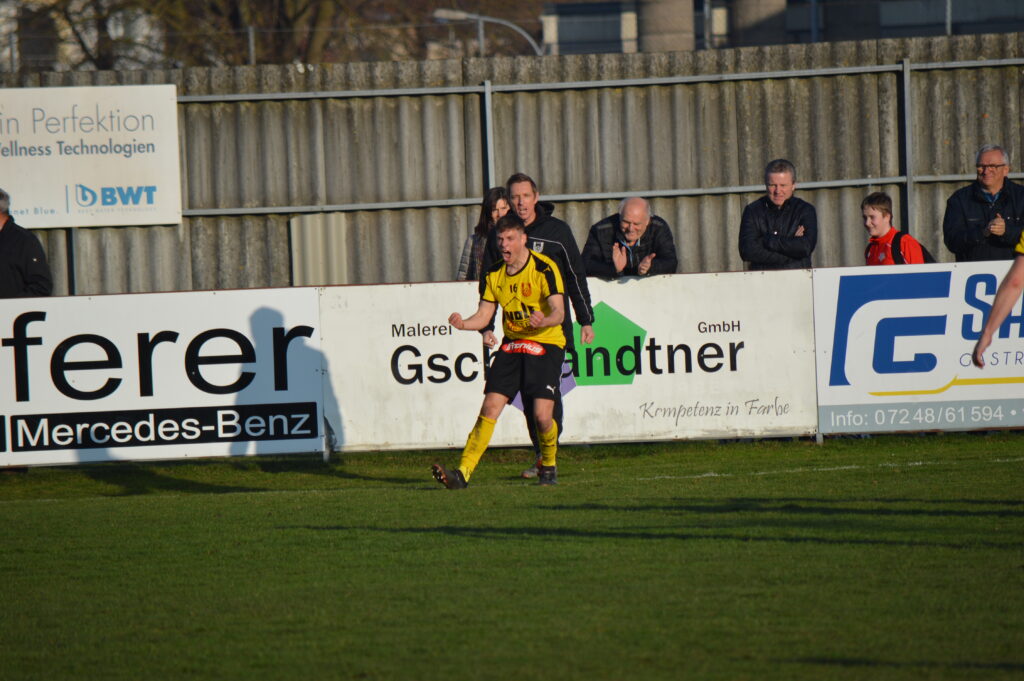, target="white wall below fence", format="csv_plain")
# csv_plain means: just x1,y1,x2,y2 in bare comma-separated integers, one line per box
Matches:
1,262,1017,467
814,261,1024,434
319,272,818,452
